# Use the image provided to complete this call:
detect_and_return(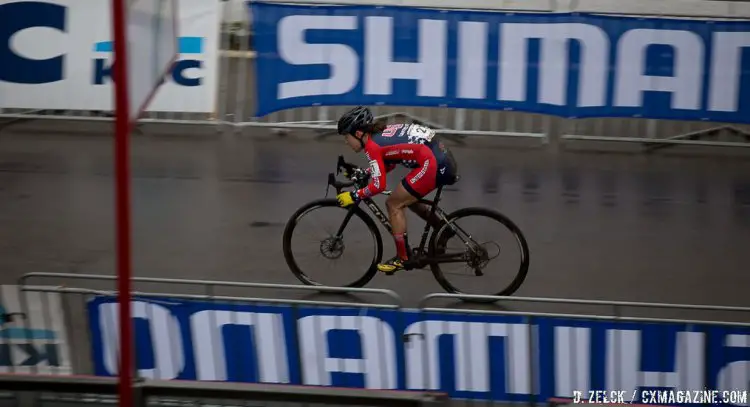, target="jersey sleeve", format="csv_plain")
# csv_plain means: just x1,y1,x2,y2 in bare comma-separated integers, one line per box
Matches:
365,163,396,174
355,143,388,199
